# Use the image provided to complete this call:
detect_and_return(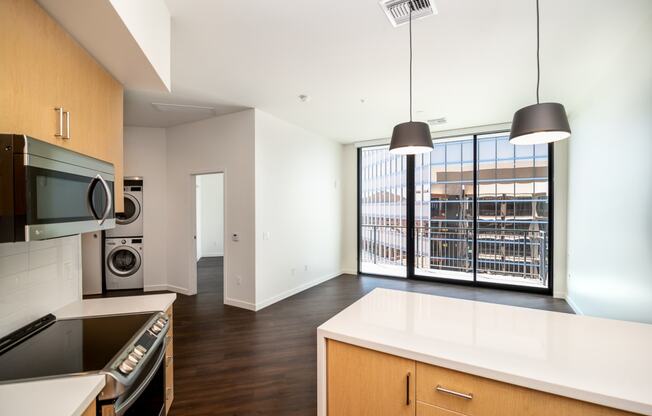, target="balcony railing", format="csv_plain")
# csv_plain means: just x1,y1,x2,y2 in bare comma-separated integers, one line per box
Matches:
360,224,548,285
